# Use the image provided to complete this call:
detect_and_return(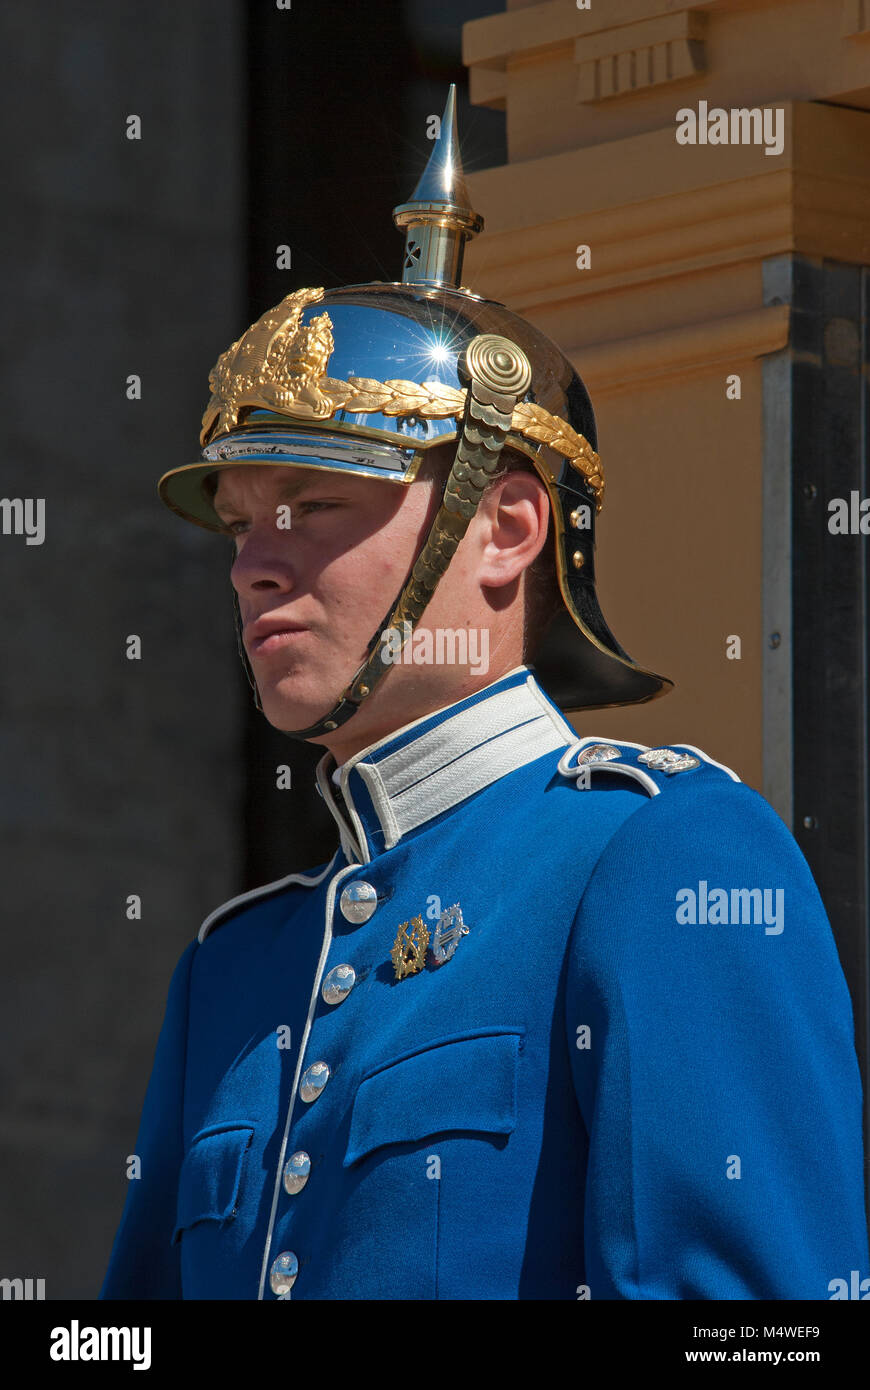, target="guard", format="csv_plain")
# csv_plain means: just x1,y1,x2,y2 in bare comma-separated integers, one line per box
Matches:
101,88,869,1300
